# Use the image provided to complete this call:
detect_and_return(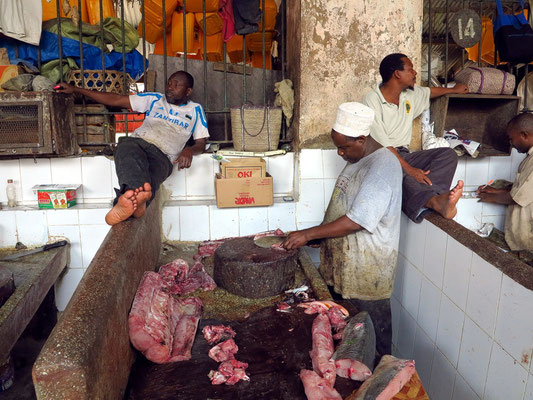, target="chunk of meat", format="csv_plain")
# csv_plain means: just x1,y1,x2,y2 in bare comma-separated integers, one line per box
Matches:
158,259,216,295
347,355,415,400
202,324,236,345
128,272,203,364
209,359,250,385
310,314,336,386
326,306,348,338
299,369,342,400
208,338,239,362
252,228,285,240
